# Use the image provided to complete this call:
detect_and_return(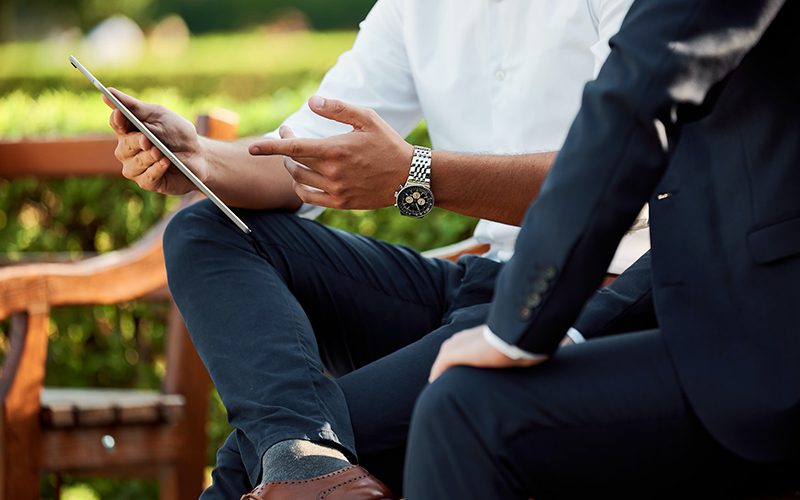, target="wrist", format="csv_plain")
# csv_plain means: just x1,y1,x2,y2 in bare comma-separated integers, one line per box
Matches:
394,141,415,186
190,137,212,188
394,144,435,218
